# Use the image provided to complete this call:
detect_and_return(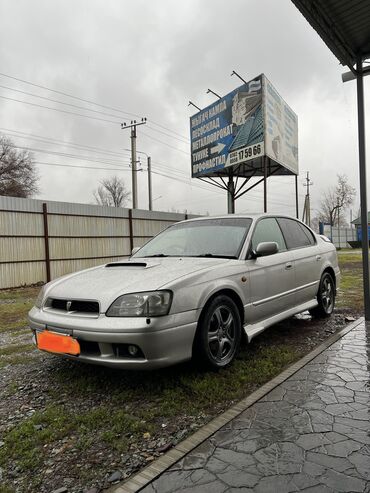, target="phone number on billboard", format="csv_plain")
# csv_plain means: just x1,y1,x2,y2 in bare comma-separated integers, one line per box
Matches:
228,143,264,167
